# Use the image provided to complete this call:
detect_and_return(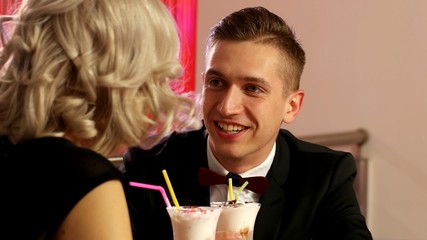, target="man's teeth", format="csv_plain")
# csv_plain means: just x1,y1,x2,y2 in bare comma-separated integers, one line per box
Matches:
217,122,244,133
